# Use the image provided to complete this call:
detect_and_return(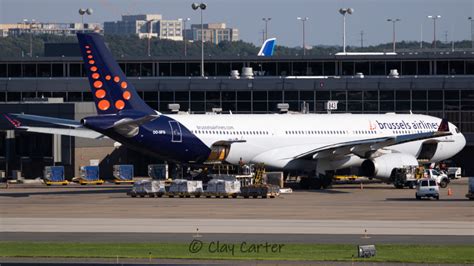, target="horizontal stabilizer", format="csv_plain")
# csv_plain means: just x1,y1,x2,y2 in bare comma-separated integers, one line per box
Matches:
10,113,82,128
